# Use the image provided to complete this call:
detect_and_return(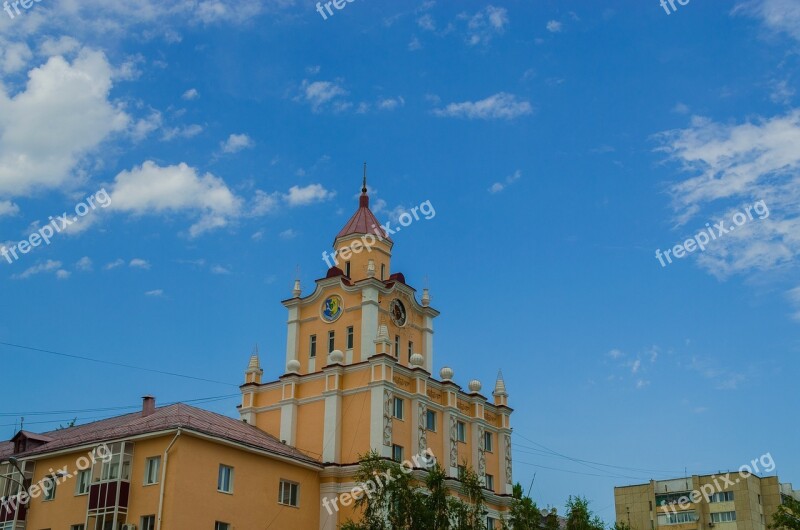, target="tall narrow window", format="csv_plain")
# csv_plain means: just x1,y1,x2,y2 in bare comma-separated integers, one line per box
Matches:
345,261,351,277
144,456,160,485
347,326,354,349
328,331,335,353
218,465,234,493
393,397,404,419
484,432,493,452
395,335,400,358
309,335,317,358
381,264,386,280
75,469,90,495
408,341,413,362
456,421,466,442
